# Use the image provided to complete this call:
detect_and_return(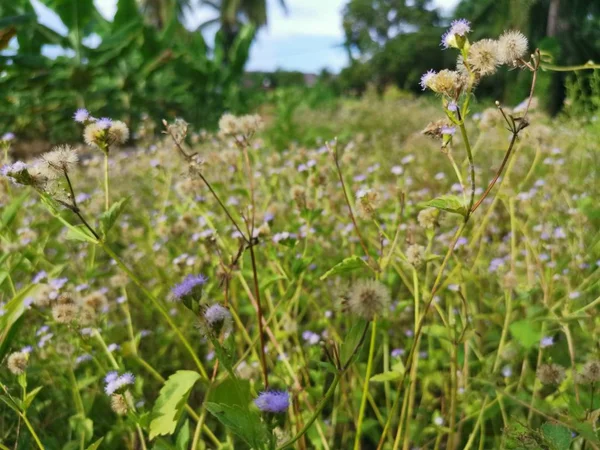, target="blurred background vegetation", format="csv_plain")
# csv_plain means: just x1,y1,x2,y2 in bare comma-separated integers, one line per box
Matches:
1,0,599,145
